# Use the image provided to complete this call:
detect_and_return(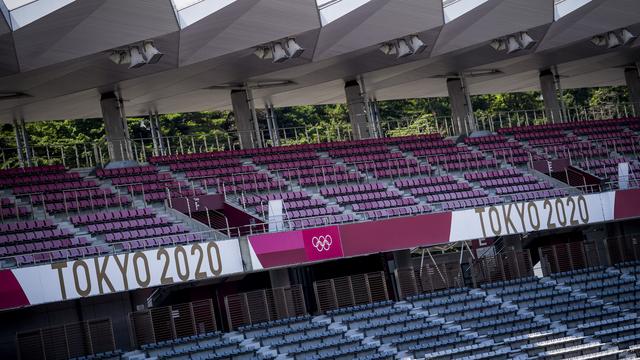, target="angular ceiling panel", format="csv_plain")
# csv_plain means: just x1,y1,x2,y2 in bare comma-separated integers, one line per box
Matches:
3,0,39,10
173,0,237,28
0,0,639,123
432,0,553,56
316,0,372,26
538,0,640,51
124,28,320,111
443,0,488,23
12,0,178,71
178,0,320,66
554,0,592,20
6,0,76,30
0,2,9,33
0,30,179,117
0,32,19,76
314,0,443,61
0,1,15,76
